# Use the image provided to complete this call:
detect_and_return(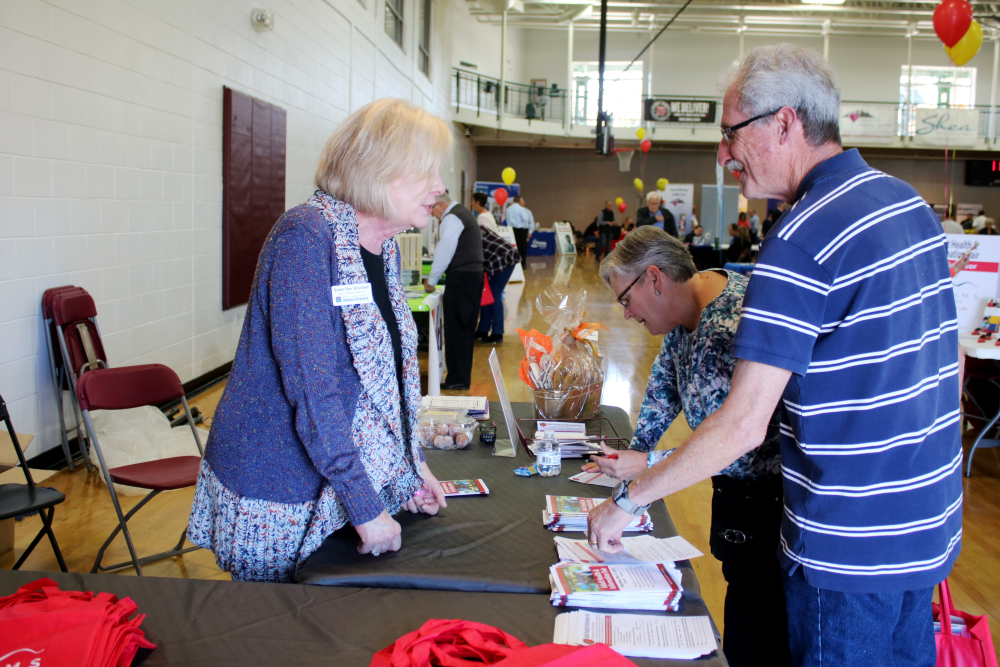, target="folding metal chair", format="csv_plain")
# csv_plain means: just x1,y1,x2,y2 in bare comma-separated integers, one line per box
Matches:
41,285,90,471
51,289,112,473
0,393,68,572
77,364,204,575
